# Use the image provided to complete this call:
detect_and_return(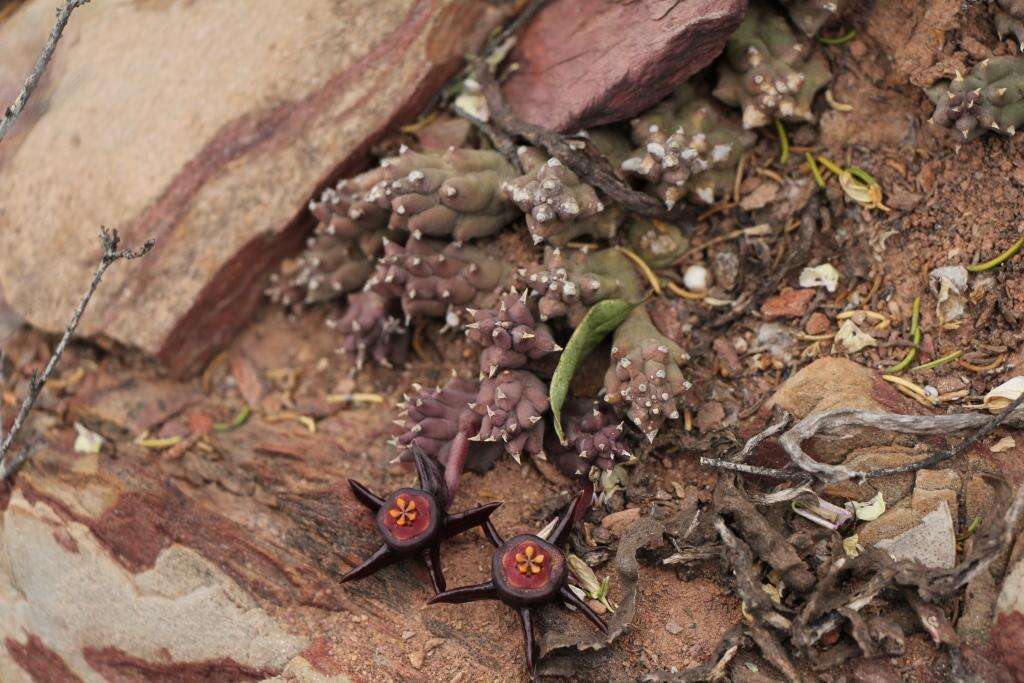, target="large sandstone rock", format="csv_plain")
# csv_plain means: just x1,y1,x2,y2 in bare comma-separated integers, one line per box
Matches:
501,0,746,131
0,0,502,375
